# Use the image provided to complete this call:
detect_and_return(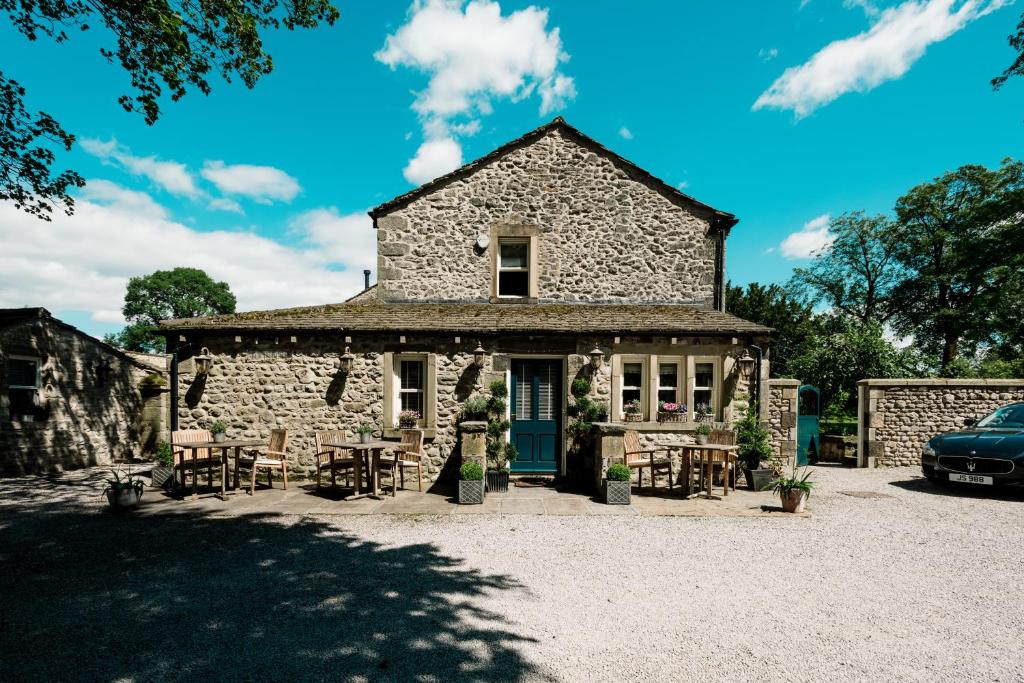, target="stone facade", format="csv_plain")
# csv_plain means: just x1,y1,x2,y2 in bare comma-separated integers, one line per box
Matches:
767,378,799,462
0,311,164,475
857,379,1024,467
376,128,720,307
